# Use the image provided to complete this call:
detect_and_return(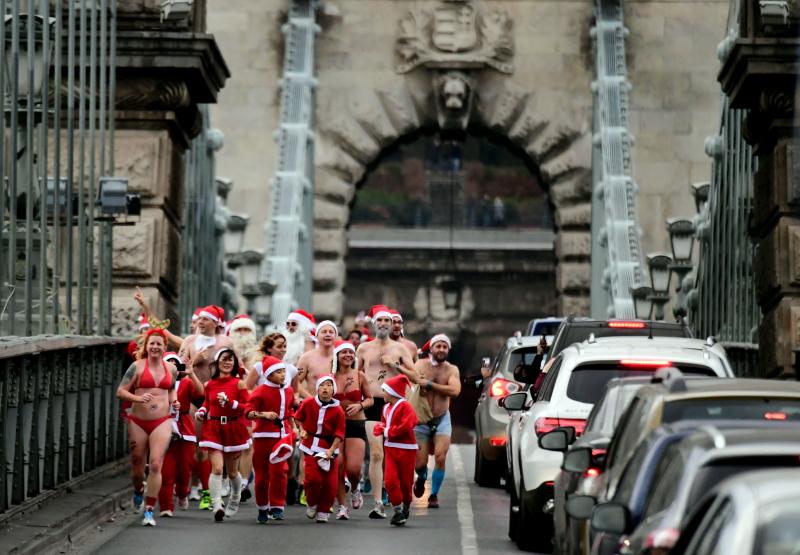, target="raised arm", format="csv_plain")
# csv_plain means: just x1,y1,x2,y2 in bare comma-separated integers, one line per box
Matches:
387,347,419,384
